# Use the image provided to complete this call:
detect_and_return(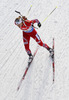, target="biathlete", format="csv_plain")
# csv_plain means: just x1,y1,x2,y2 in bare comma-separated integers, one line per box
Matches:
15,16,53,62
